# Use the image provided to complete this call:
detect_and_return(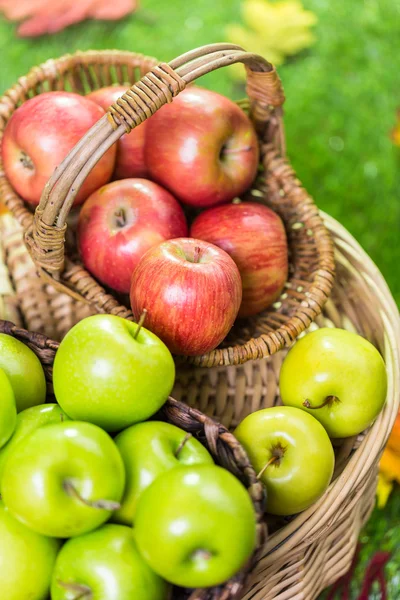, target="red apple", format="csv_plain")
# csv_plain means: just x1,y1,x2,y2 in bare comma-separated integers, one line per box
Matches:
78,179,188,293
87,86,148,180
130,238,242,356
145,87,259,208
191,202,288,317
2,91,116,206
